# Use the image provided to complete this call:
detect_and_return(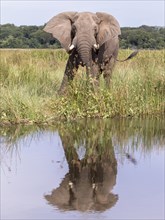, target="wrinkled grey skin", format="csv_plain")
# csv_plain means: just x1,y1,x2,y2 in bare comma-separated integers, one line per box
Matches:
44,11,136,93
